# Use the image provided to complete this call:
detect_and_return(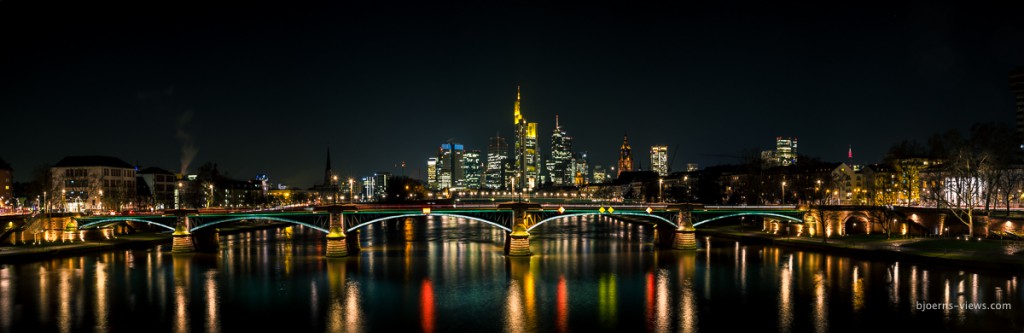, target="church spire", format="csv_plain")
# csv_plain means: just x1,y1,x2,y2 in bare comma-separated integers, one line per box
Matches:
555,114,560,130
323,146,334,186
